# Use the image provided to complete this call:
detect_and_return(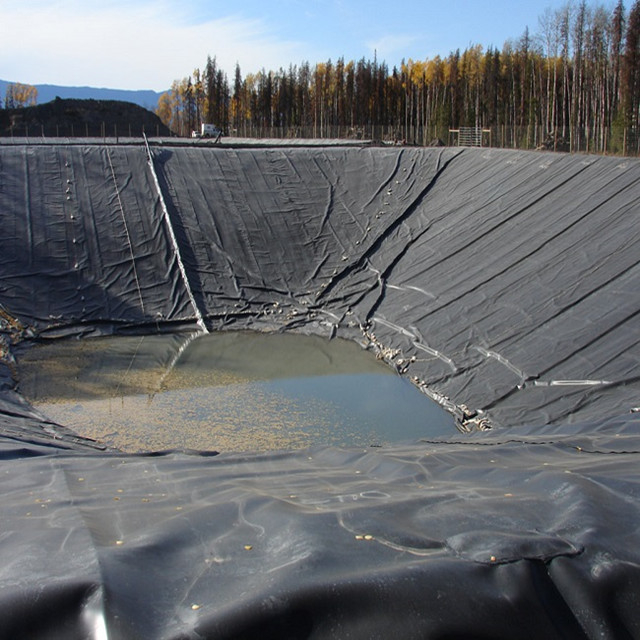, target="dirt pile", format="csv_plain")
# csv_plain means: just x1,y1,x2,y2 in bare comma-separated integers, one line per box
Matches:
0,97,172,137
536,131,571,152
